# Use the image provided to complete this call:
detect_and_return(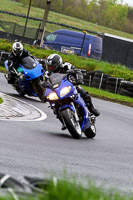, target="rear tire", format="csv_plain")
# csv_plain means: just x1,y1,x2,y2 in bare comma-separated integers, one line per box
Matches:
62,108,82,139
